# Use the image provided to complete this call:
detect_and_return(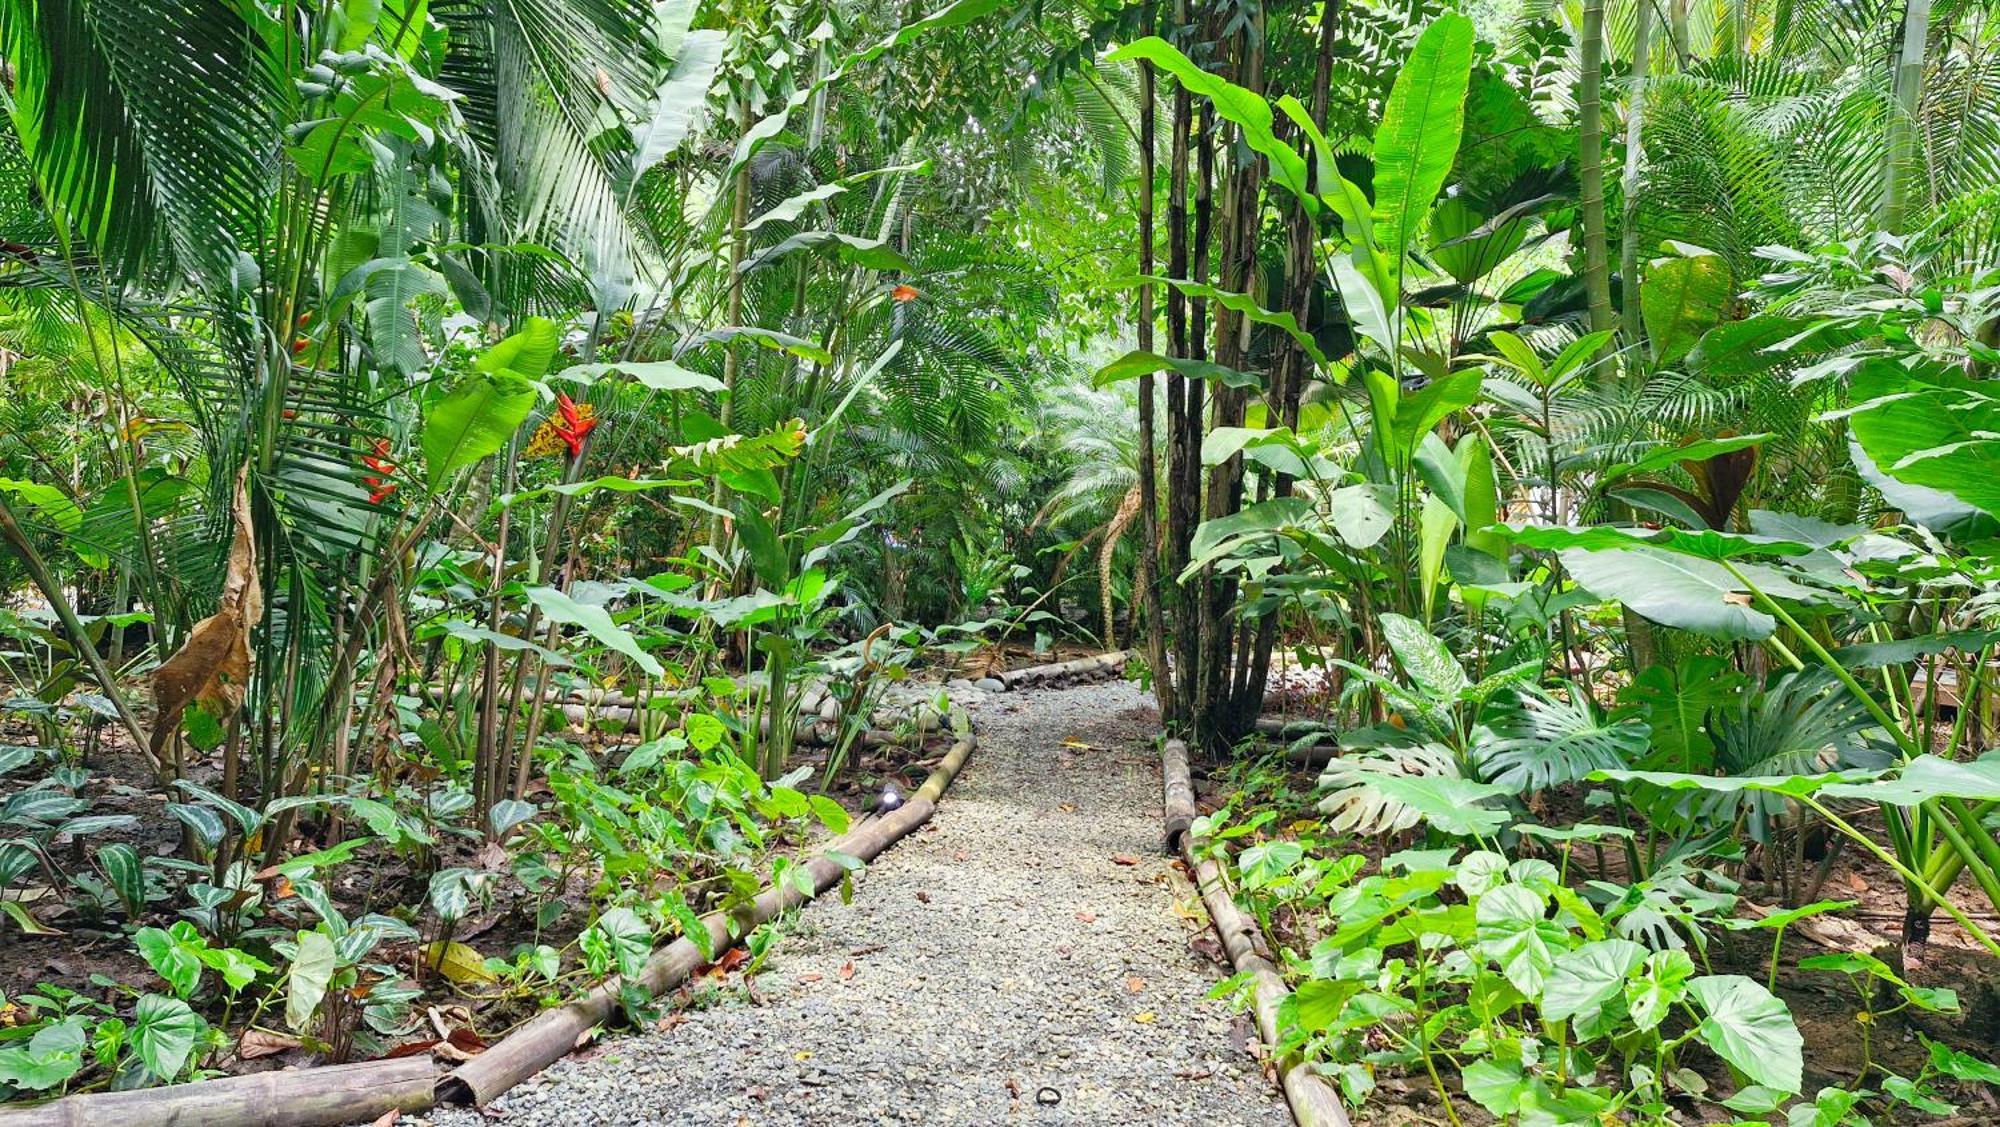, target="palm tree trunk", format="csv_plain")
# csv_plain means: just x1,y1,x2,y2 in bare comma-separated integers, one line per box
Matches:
1881,0,1932,229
